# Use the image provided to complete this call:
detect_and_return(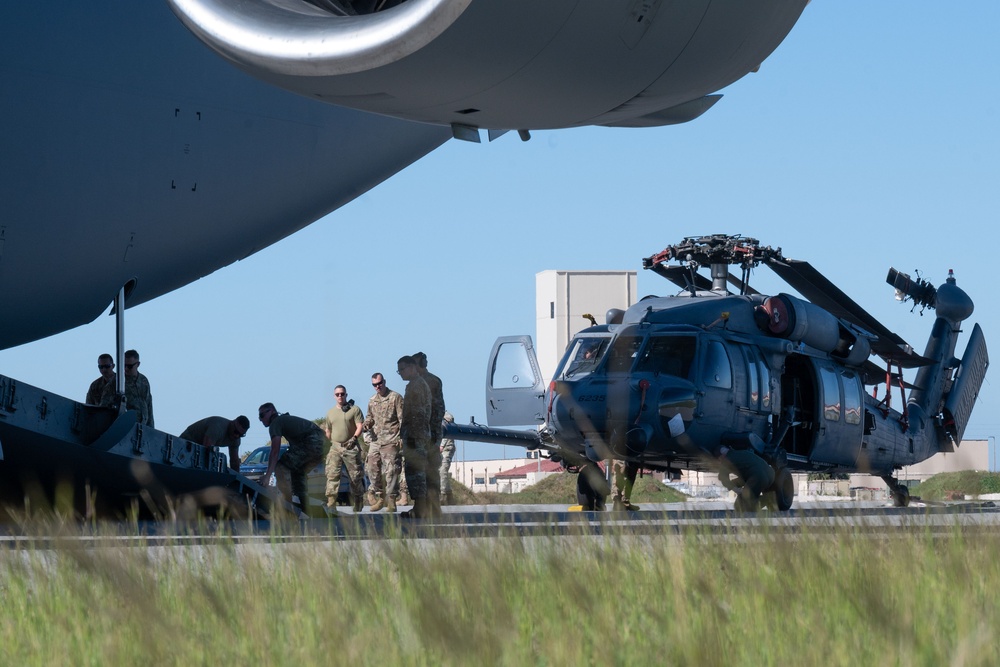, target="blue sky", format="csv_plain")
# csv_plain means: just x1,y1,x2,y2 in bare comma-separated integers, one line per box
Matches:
1,1,997,462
